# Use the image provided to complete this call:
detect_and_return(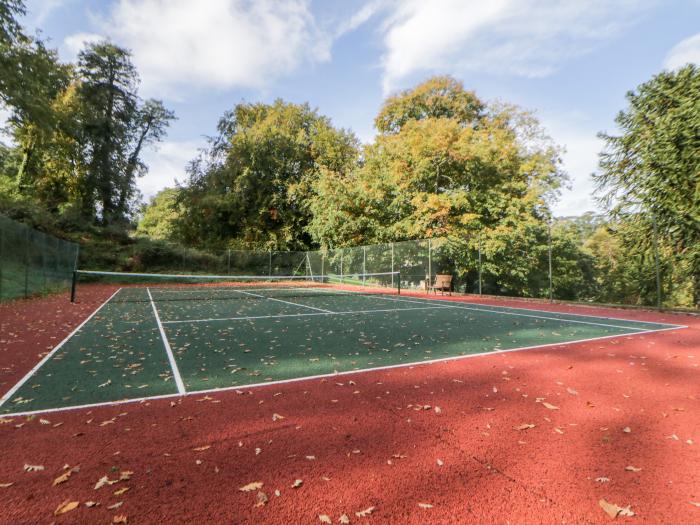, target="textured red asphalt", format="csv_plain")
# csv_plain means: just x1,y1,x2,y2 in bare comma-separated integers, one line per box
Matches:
0,289,698,524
